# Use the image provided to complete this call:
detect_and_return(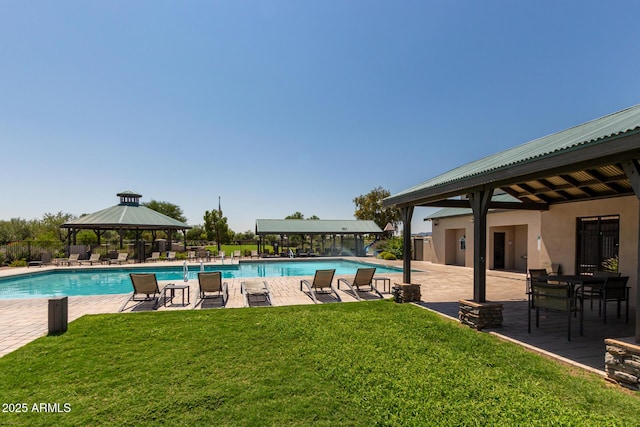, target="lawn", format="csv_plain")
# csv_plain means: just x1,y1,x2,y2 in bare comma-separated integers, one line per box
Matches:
1,301,639,426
